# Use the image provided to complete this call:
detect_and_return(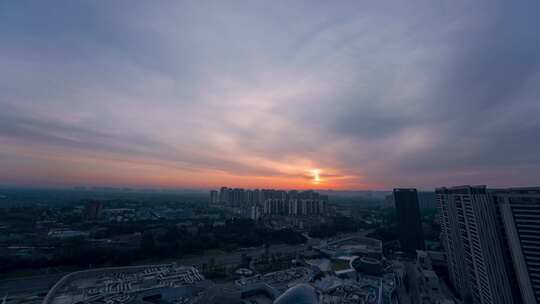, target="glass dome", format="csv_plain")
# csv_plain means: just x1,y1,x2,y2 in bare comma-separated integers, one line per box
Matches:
273,283,318,304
